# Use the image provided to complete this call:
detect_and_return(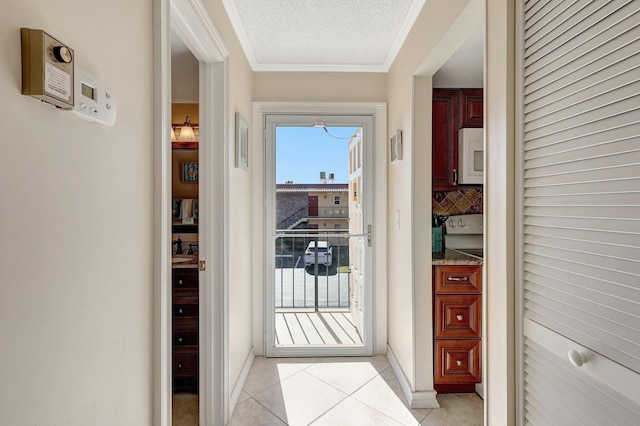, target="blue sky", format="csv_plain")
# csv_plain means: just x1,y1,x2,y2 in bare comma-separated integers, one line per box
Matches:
276,126,359,184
